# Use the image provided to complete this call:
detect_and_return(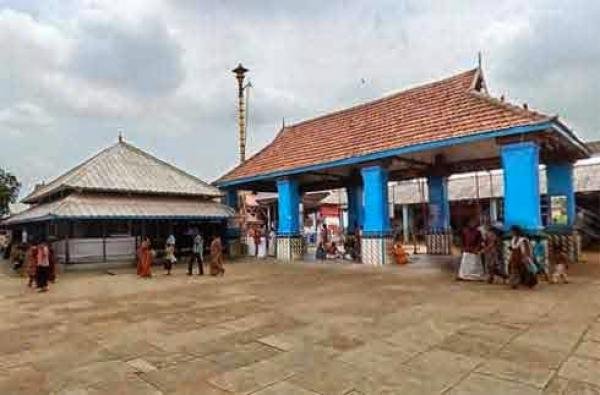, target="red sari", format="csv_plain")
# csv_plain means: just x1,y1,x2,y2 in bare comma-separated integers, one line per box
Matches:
137,240,152,278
